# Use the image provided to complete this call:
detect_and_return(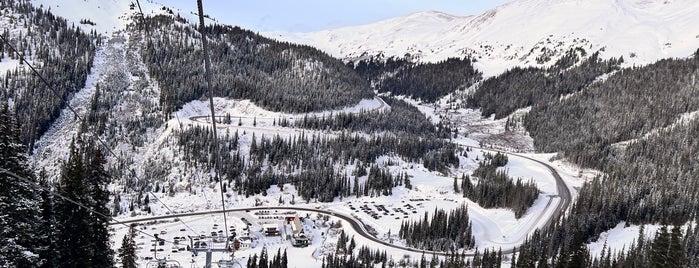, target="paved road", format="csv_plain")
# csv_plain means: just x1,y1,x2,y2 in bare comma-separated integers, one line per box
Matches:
118,96,571,256
505,151,572,233
184,97,388,137
111,149,571,257
188,96,388,122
